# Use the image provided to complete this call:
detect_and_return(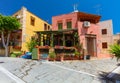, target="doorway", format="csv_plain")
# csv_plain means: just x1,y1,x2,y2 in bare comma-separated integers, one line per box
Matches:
85,34,97,57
